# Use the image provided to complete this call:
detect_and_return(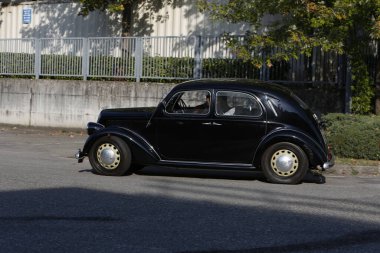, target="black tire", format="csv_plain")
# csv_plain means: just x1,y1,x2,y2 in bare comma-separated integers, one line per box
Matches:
89,136,132,176
261,142,309,184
